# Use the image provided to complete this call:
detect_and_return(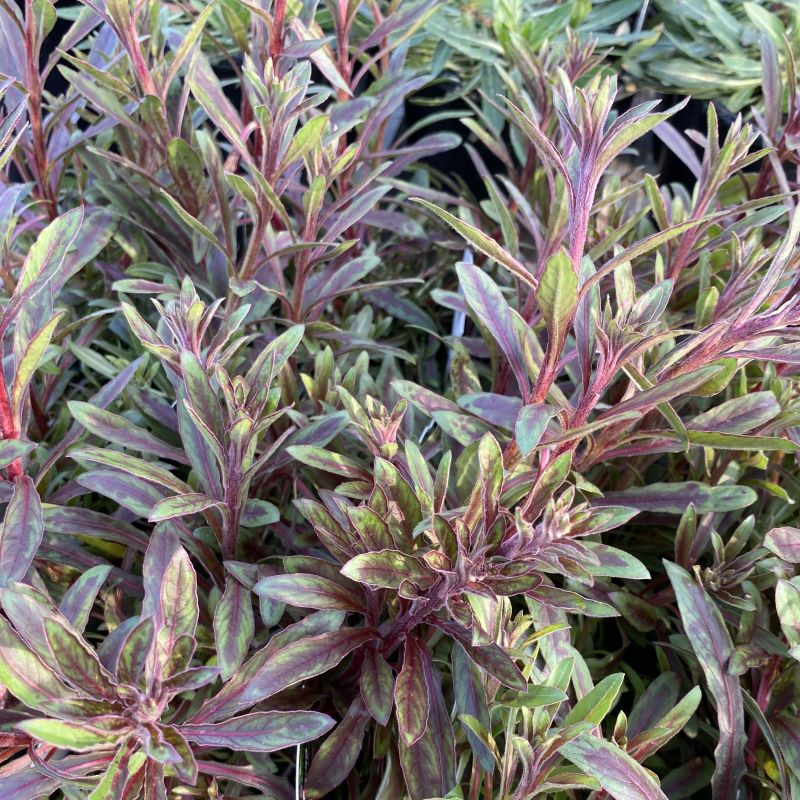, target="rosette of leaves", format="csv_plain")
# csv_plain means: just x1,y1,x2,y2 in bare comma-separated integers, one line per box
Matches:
0,529,338,798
